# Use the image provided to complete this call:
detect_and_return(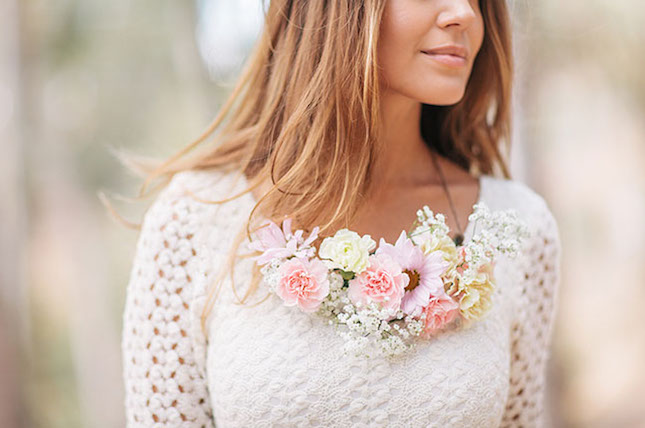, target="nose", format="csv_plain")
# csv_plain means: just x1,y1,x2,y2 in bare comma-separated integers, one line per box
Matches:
436,0,478,29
